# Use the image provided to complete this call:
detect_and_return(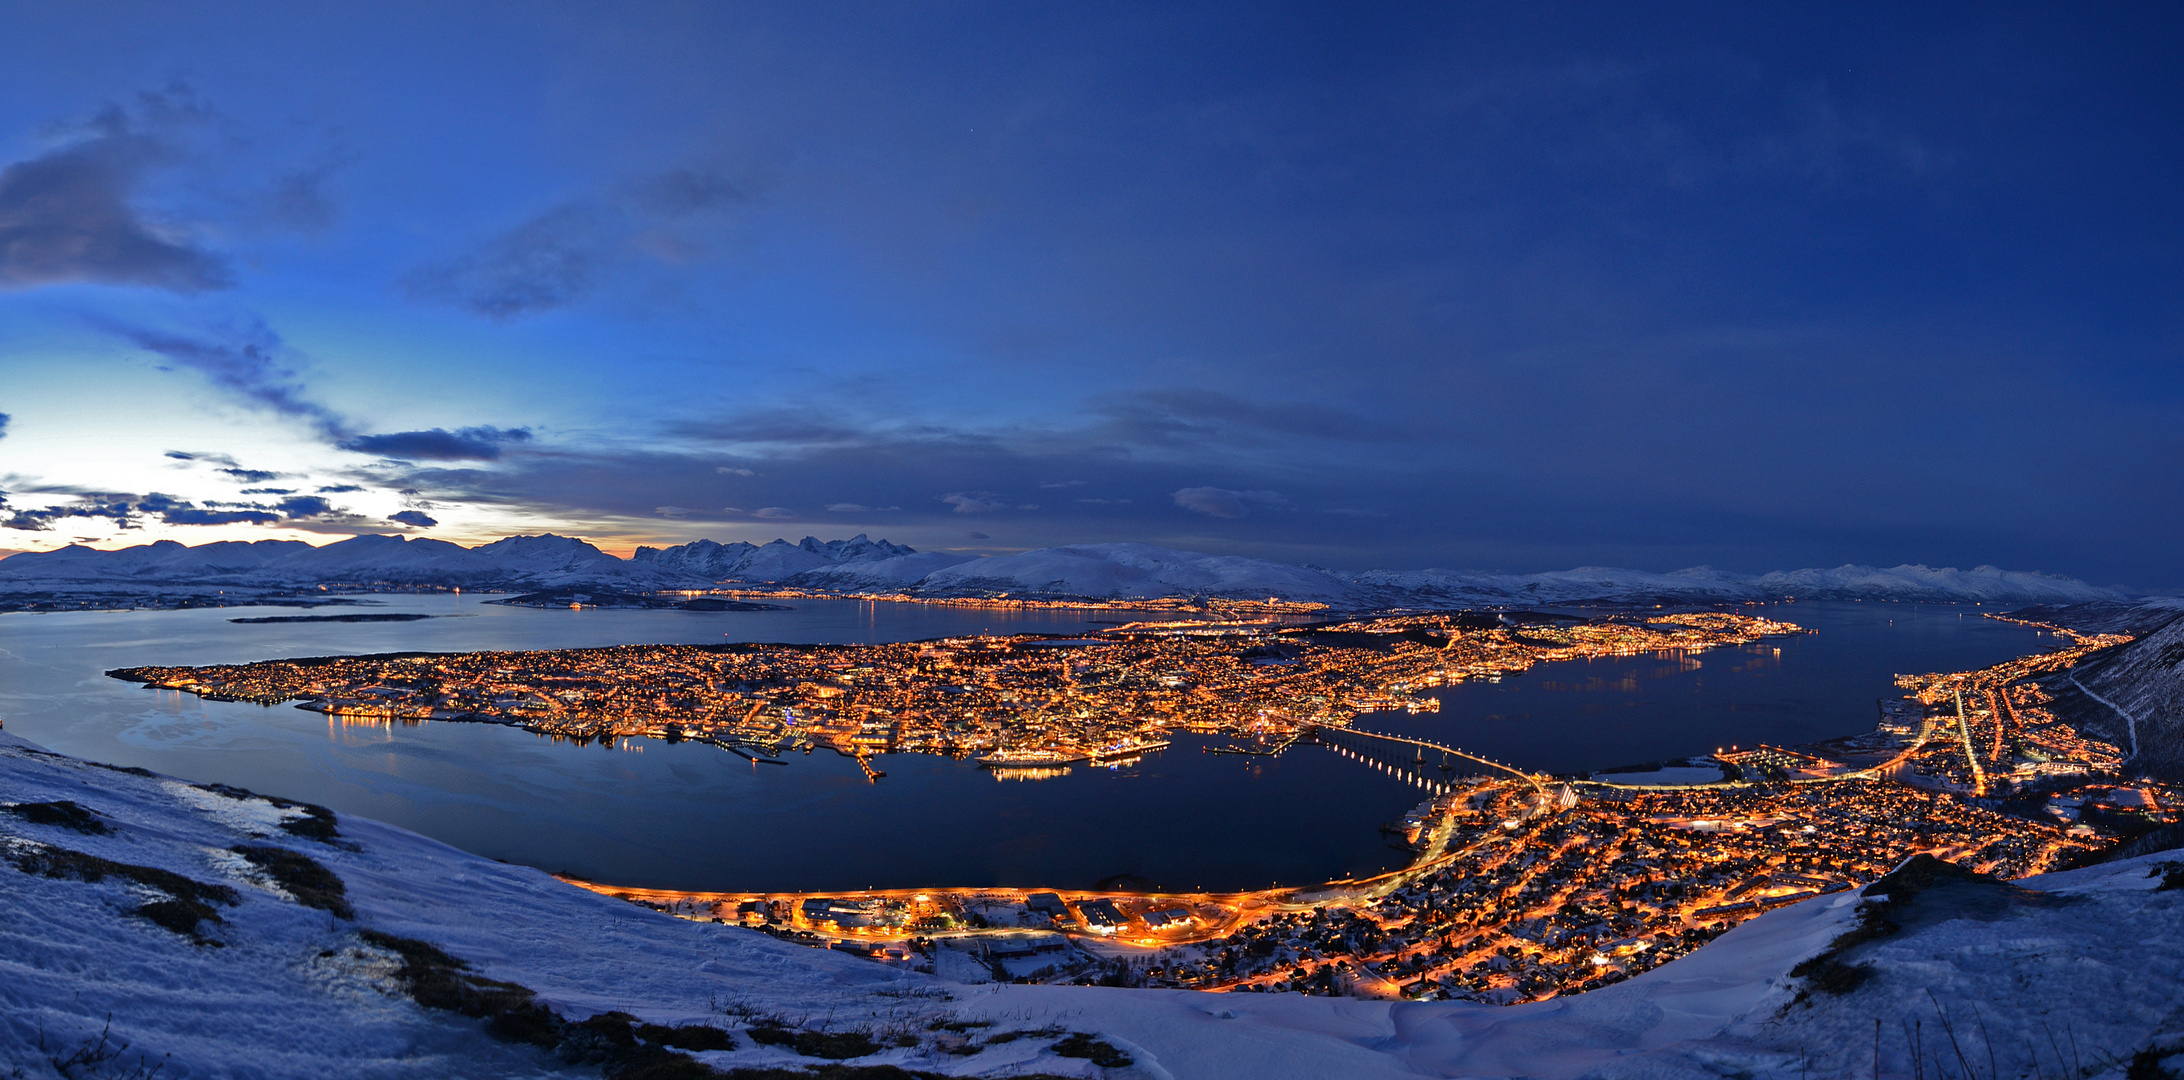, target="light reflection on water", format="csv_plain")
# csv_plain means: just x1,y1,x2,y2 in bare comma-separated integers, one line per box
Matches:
0,596,2056,891
1369,602,2054,775
0,595,1428,892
